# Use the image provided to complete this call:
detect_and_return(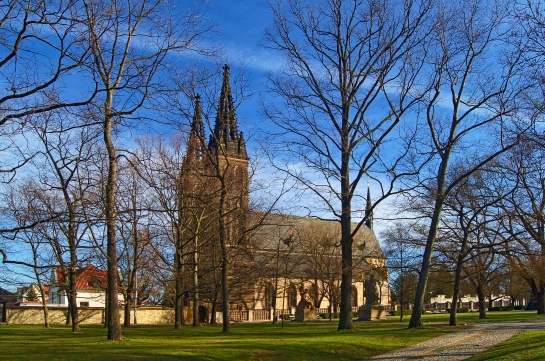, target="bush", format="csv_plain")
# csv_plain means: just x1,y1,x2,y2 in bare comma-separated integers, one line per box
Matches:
281,314,292,320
